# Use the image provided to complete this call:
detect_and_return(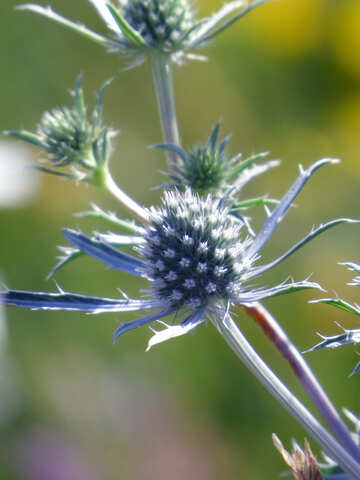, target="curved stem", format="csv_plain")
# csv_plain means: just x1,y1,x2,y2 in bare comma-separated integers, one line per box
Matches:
150,54,181,169
241,302,360,463
104,170,150,224
211,313,360,479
